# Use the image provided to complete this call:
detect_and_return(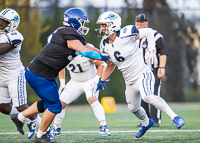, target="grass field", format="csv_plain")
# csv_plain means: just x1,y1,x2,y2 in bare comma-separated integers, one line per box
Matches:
0,103,200,143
